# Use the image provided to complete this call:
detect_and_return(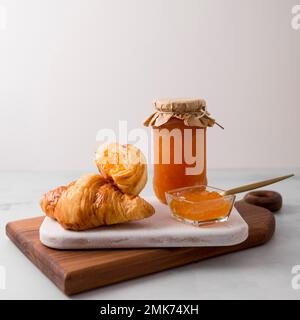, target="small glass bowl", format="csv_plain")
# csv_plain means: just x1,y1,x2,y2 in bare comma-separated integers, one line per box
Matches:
165,185,236,226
